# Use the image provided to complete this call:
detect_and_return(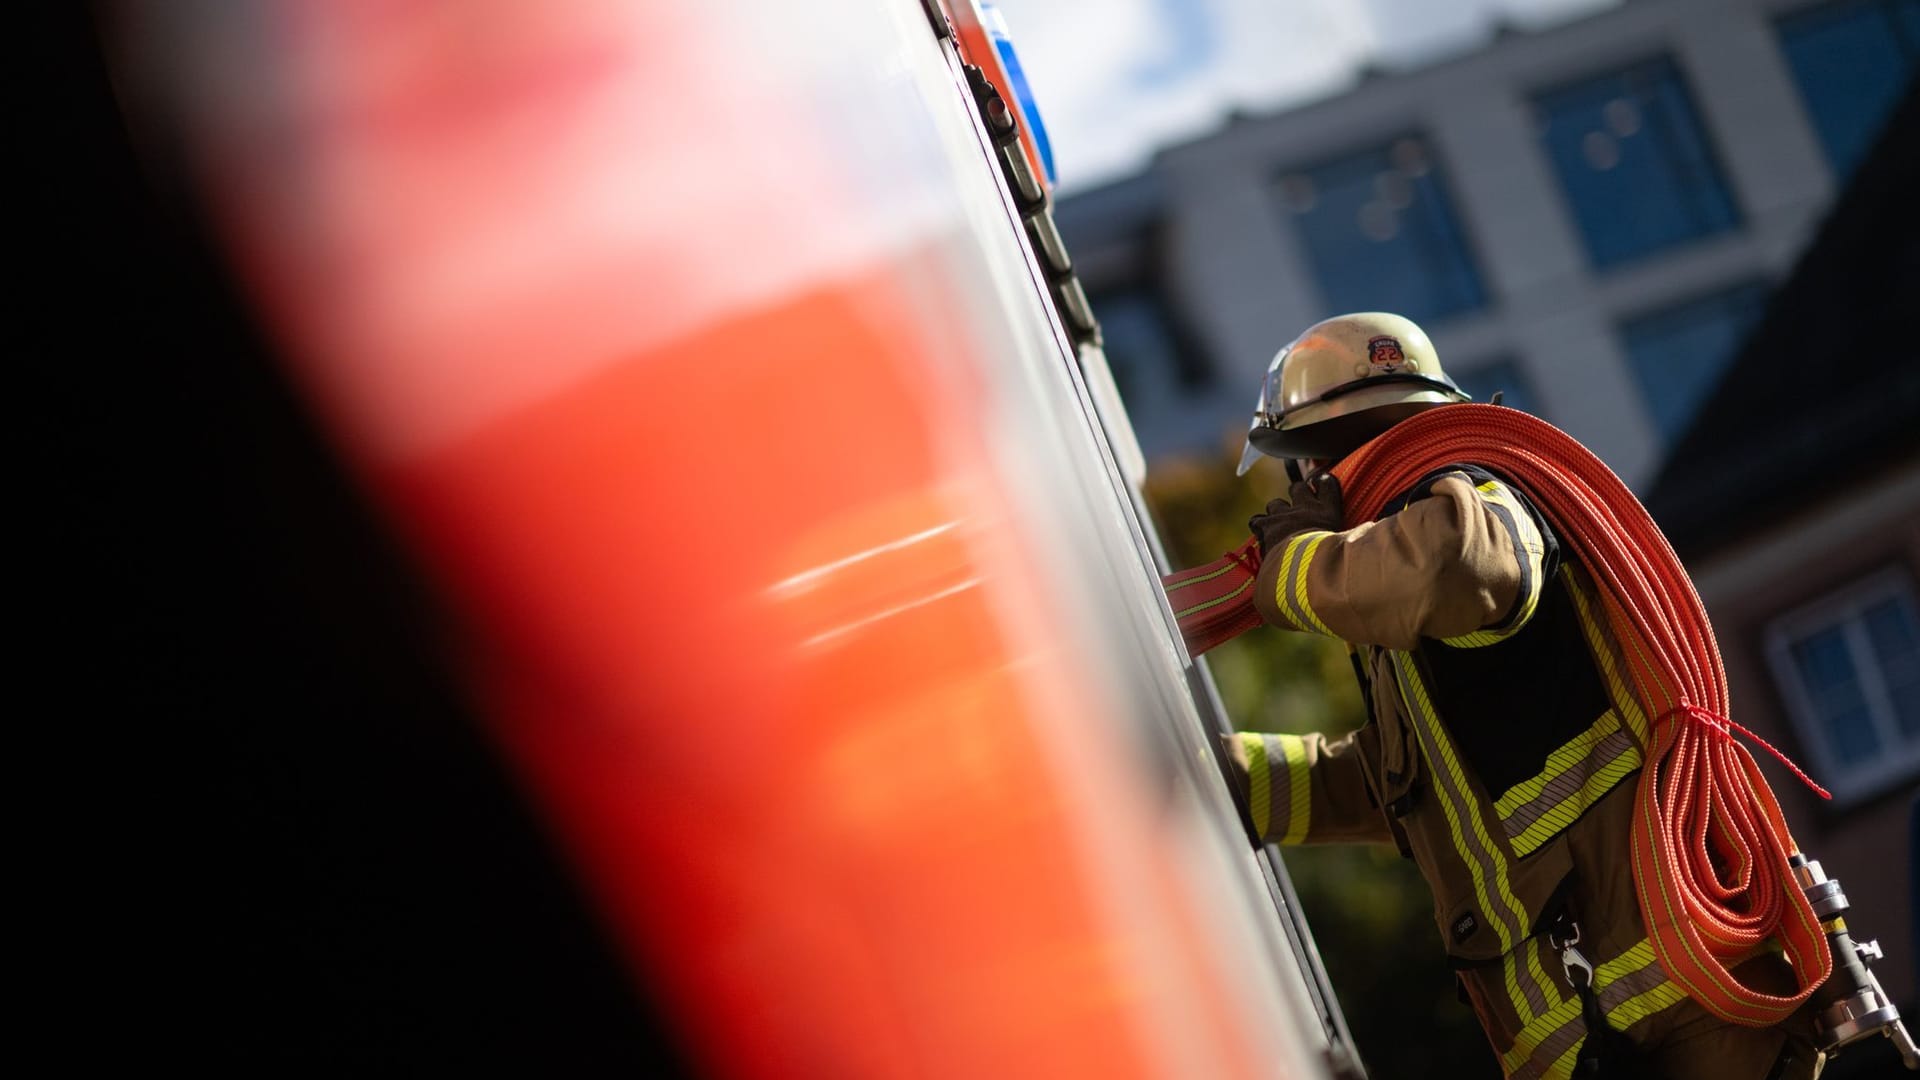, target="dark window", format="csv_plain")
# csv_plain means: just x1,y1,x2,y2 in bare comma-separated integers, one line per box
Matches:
1089,285,1207,402
1768,570,1920,801
1620,281,1769,441
1532,57,1741,269
1275,135,1487,324
1776,0,1920,180
1452,358,1542,418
